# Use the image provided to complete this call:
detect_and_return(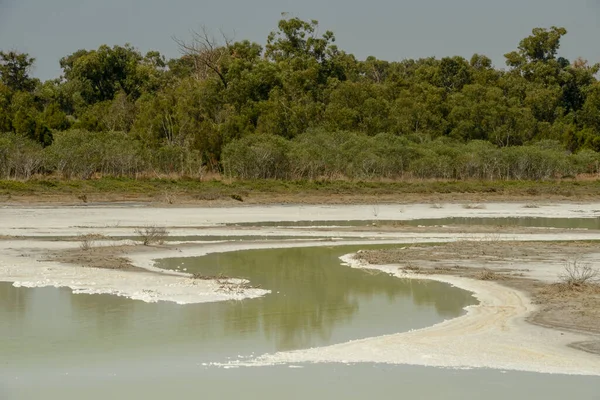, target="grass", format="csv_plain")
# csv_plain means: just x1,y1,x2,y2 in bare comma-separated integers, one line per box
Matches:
2,177,600,203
